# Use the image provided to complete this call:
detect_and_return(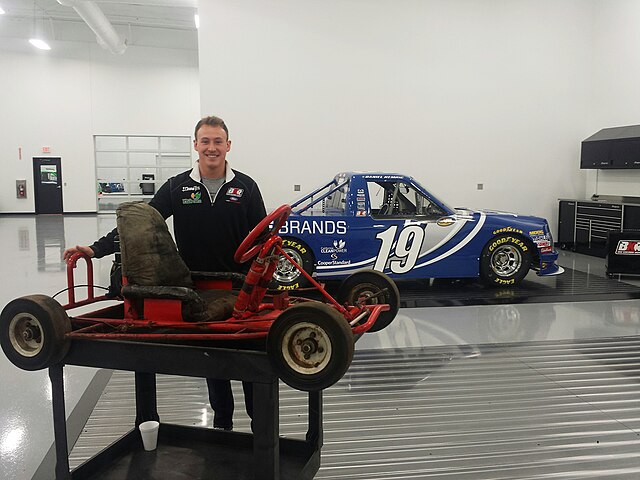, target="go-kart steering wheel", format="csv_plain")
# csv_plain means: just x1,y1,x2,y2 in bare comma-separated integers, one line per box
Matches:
234,204,291,264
